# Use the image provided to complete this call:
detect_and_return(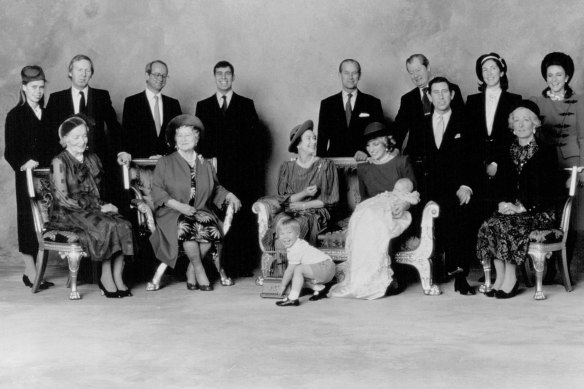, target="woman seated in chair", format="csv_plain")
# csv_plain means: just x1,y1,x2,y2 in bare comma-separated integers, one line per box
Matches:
262,120,339,249
48,115,134,298
477,101,560,299
148,114,241,291
329,122,419,300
